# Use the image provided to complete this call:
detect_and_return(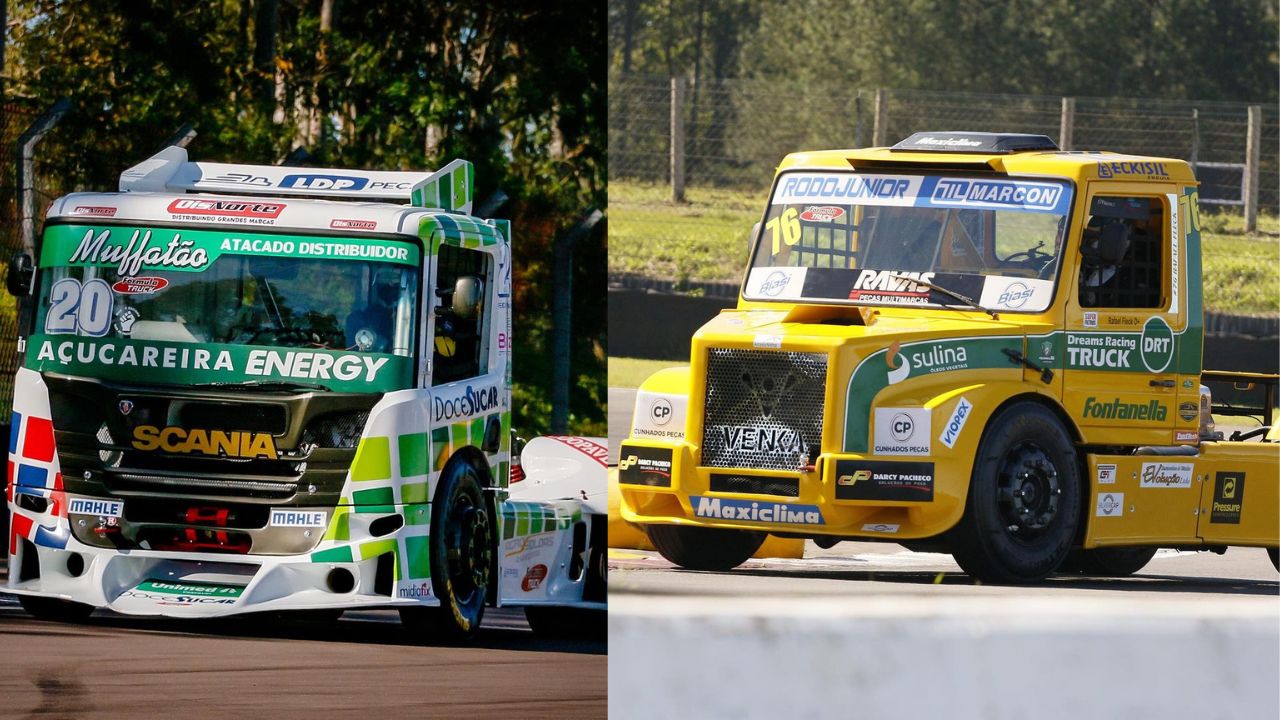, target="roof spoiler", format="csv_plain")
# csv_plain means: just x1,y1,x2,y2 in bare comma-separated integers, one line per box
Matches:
891,131,1058,154
118,146,474,213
